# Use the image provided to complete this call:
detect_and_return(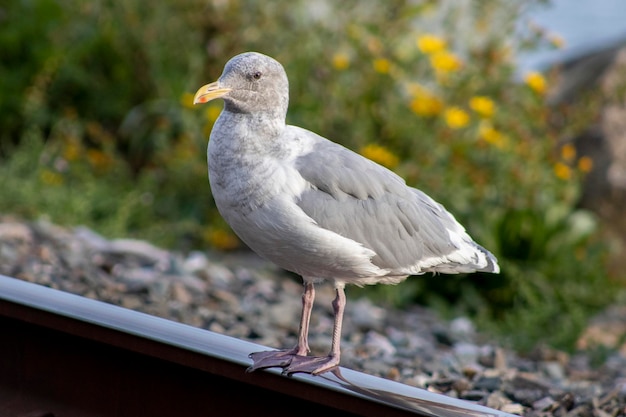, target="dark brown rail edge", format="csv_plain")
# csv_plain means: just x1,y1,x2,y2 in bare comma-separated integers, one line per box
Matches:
0,274,516,417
